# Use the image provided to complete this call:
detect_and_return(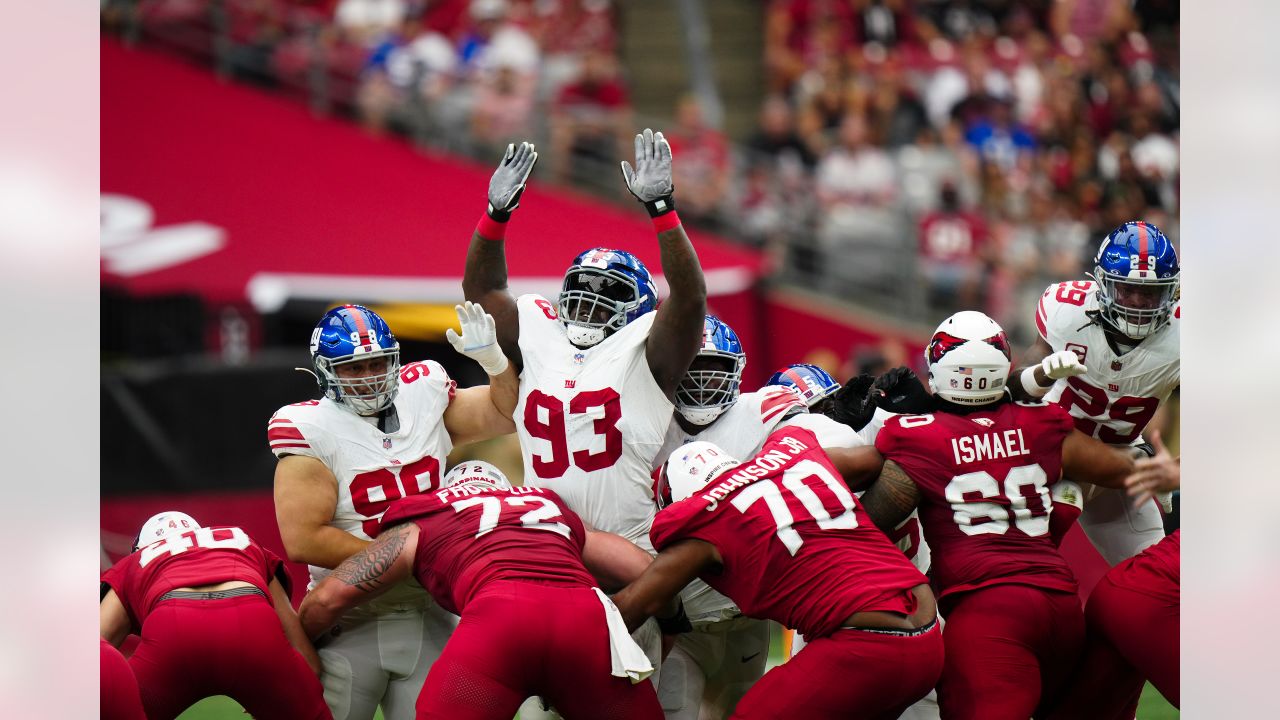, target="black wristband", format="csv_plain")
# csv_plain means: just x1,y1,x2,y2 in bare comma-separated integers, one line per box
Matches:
656,600,692,635
642,195,676,218
486,202,513,223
